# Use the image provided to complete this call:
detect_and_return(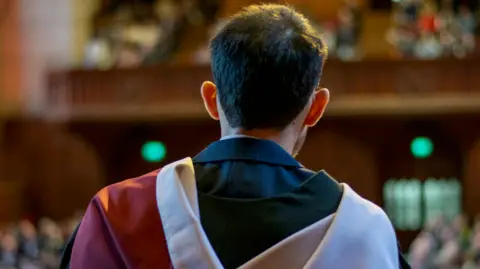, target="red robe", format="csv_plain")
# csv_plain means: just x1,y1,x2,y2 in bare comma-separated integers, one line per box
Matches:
70,170,172,269
70,158,400,269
